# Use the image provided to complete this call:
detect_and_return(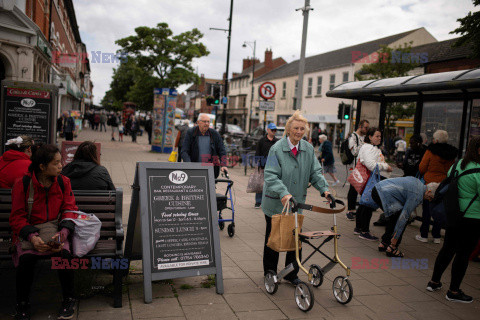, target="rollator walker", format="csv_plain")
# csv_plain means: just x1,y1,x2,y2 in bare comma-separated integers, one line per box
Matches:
263,195,353,312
